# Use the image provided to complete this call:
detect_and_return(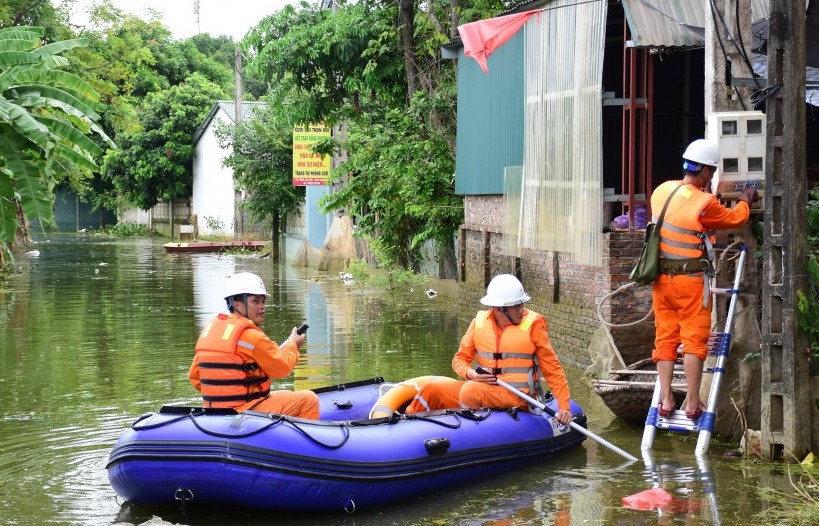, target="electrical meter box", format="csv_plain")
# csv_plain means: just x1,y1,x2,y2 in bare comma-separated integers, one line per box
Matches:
706,111,766,196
